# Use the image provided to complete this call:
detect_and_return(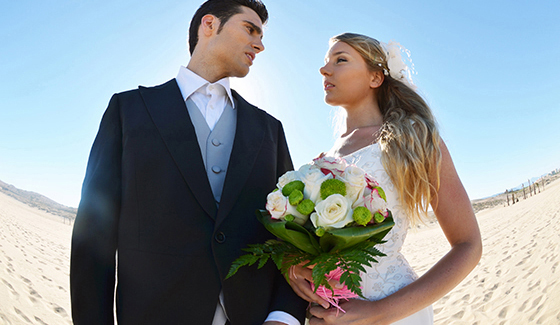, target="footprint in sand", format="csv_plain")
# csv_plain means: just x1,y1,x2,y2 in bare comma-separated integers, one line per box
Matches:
29,287,42,303
483,291,493,302
2,278,19,297
0,313,12,325
14,308,31,323
531,296,543,310
523,267,538,279
34,316,48,325
507,275,518,283
519,298,530,312
49,303,69,318
452,310,465,319
498,306,509,318
529,305,544,322
528,280,541,291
